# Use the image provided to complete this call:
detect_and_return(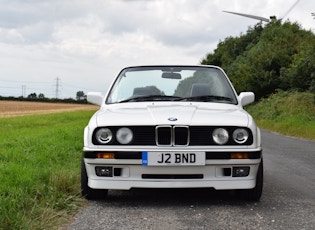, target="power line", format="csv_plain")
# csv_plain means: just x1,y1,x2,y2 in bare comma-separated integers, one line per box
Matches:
0,79,51,84
62,83,98,92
